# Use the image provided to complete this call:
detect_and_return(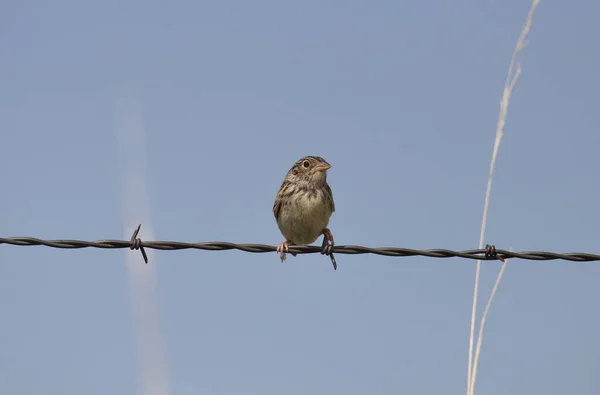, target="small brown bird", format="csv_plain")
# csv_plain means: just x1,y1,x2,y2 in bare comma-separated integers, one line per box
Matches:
273,156,336,269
